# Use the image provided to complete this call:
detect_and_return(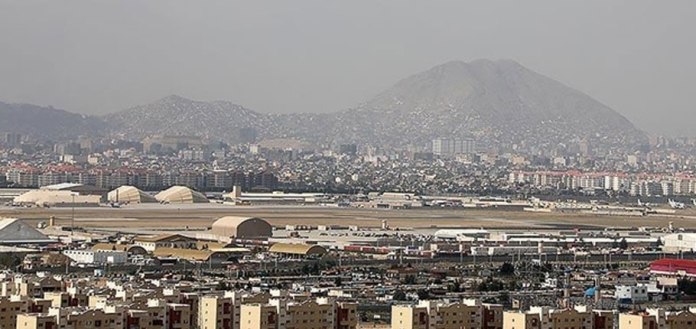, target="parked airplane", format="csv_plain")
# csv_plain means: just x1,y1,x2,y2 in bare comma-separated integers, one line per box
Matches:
669,199,686,209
